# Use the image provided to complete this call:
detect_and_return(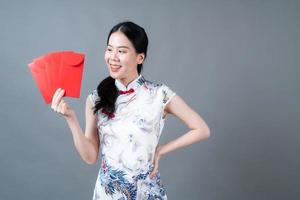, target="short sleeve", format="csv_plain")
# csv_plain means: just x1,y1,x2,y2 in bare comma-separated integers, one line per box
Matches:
89,89,100,107
161,84,176,109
